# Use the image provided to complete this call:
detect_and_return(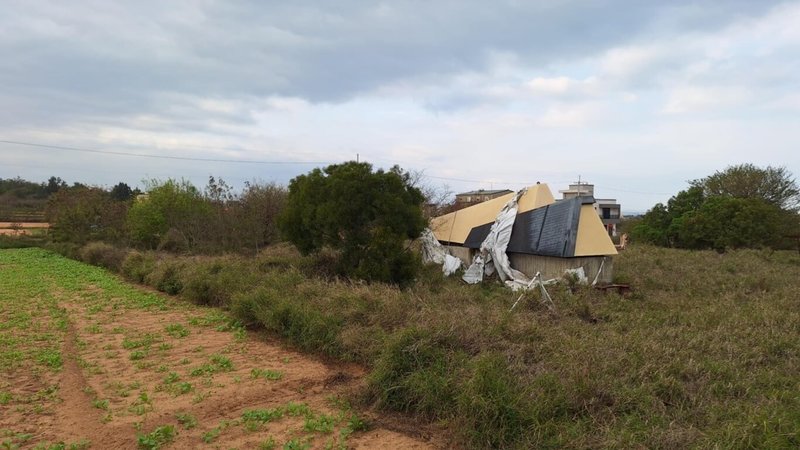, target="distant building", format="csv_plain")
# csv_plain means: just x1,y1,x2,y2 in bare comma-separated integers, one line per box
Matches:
454,189,513,209
559,181,622,236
